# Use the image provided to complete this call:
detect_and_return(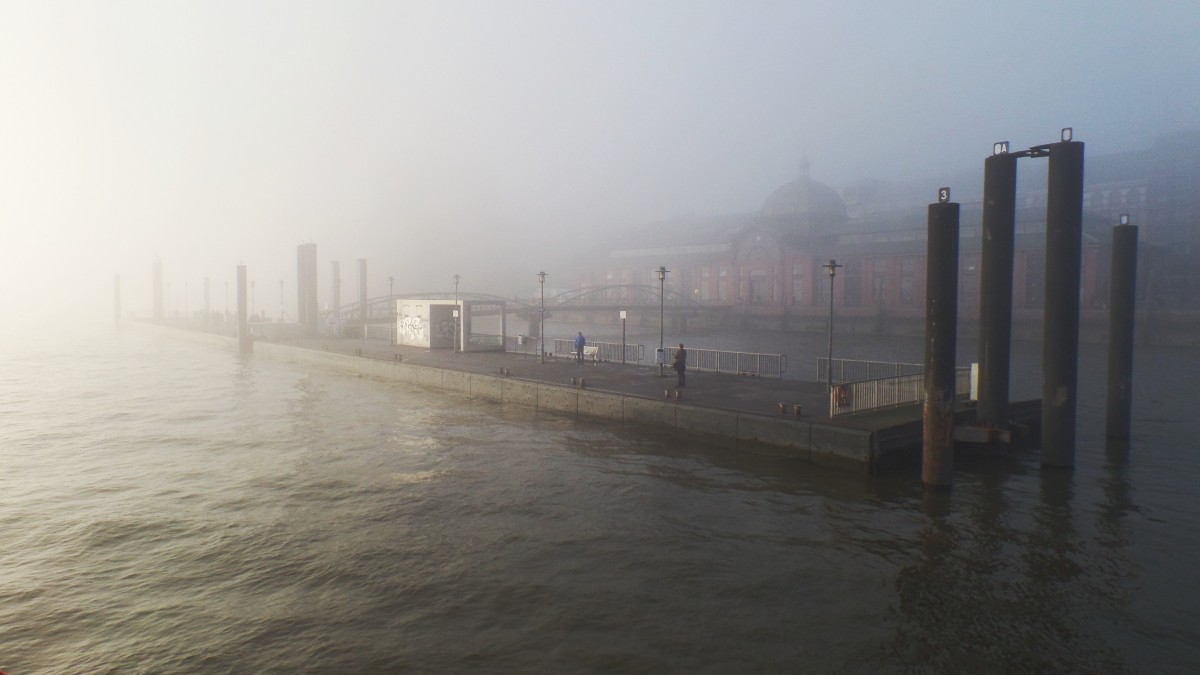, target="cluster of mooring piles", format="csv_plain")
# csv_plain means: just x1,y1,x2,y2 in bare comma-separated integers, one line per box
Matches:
922,129,1140,489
